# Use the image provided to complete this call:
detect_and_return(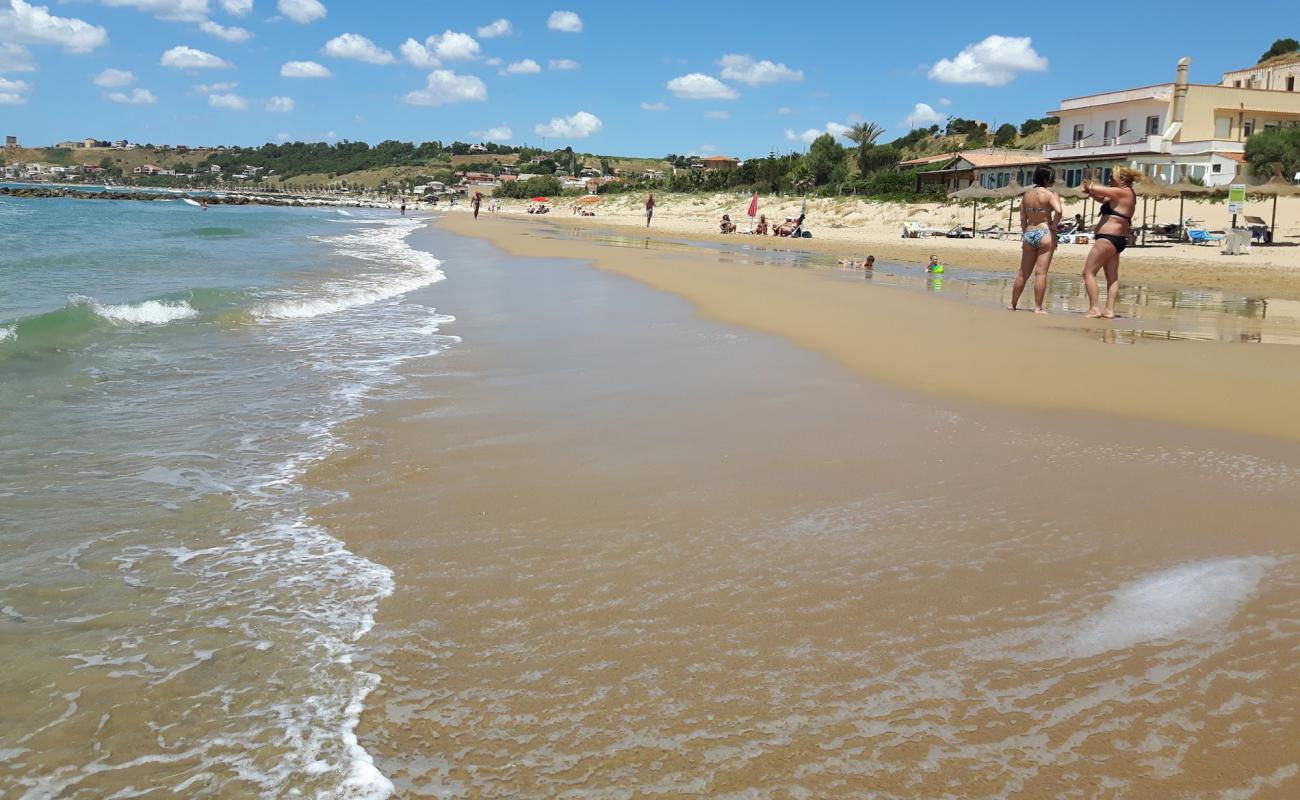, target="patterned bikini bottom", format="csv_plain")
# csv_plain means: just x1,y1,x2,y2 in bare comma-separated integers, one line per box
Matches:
1022,228,1051,248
